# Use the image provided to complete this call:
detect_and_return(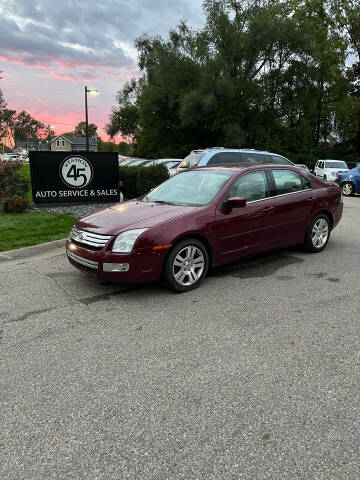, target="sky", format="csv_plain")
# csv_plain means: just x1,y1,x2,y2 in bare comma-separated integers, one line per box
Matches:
0,0,203,140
